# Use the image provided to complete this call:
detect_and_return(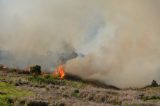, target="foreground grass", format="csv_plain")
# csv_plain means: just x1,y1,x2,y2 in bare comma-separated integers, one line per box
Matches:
0,82,33,106
28,75,86,89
